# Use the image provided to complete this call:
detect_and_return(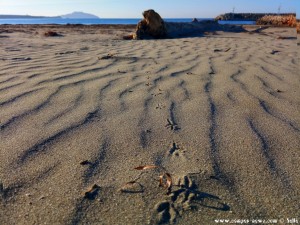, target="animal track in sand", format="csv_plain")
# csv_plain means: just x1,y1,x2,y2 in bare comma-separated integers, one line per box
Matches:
168,142,186,158
165,119,179,131
152,175,230,224
151,92,163,97
155,103,165,109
